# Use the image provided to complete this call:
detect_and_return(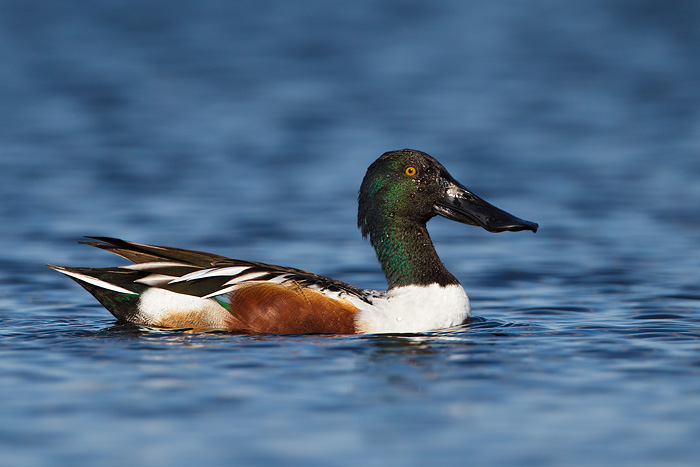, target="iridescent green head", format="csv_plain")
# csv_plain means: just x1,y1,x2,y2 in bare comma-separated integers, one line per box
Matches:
357,149,537,288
